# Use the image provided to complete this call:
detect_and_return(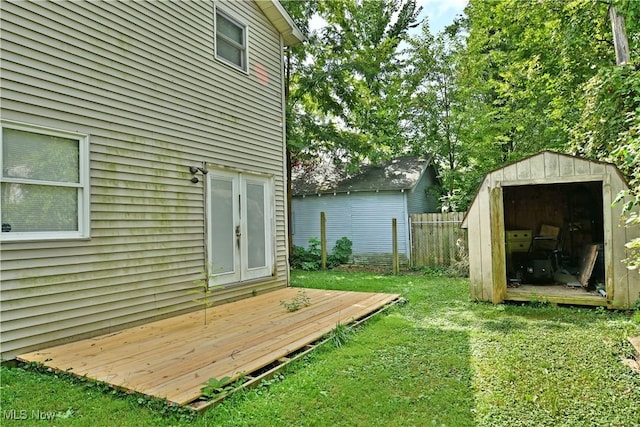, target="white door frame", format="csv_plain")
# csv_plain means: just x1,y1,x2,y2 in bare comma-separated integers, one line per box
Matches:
206,168,274,286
